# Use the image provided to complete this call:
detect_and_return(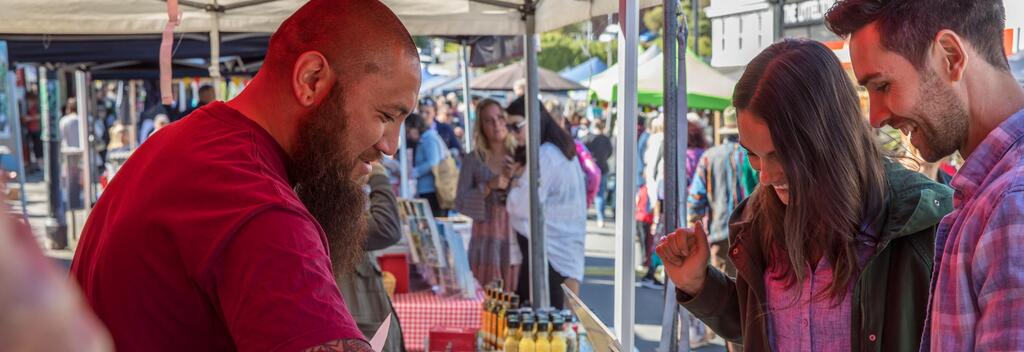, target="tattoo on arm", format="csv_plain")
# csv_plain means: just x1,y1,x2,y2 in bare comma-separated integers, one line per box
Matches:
301,339,373,352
